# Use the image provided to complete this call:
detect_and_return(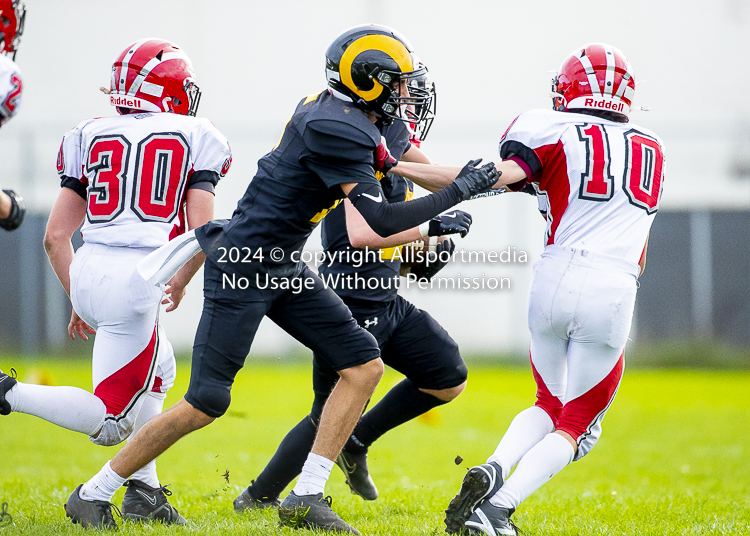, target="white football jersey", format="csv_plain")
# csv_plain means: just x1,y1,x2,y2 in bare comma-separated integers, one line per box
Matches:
500,109,665,264
57,112,232,248
0,54,23,126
